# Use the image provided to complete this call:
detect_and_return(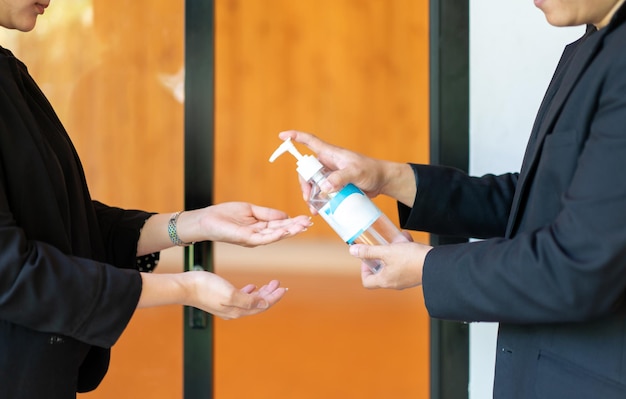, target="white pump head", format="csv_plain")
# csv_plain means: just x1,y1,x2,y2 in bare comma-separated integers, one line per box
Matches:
269,138,323,181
